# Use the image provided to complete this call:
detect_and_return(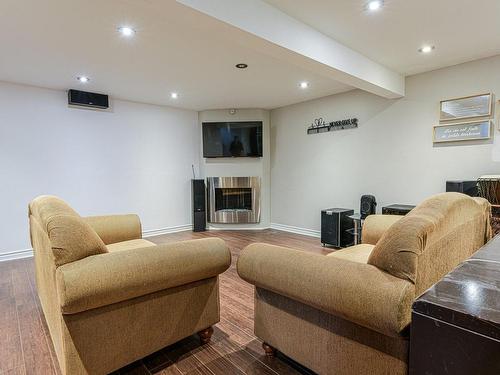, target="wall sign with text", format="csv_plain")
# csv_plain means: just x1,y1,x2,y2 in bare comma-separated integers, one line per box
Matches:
307,118,358,135
433,120,491,143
